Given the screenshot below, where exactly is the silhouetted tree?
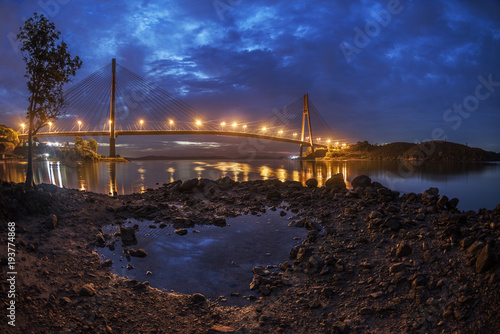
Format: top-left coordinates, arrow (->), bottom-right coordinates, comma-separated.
17,13 -> 82,187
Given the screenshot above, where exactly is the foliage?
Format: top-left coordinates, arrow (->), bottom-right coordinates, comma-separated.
0,125 -> 20,146
17,13 -> 82,186
89,138 -> 98,153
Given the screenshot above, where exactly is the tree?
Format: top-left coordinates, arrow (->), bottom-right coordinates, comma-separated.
74,136 -> 85,149
17,13 -> 82,187
88,138 -> 98,153
0,125 -> 20,146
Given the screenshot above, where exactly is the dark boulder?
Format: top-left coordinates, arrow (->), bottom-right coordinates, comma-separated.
179,178 -> 199,192
351,175 -> 371,190
476,244 -> 497,273
325,173 -> 346,190
305,178 -> 318,188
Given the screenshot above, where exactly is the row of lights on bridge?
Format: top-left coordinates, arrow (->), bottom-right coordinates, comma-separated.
19,120 -> 344,146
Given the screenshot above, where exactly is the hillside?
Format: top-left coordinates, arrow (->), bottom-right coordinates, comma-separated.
326,141 -> 500,161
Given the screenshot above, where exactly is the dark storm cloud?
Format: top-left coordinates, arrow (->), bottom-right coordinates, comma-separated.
1,0 -> 499,155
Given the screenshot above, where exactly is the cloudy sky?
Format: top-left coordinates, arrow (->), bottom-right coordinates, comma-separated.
1,0 -> 499,157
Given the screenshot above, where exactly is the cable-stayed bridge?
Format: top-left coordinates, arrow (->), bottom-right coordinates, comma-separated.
18,59 -> 338,157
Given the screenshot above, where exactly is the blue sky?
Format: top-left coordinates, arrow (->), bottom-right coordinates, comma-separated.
1,0 -> 499,157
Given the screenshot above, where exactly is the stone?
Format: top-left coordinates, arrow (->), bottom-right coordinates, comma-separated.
217,176 -> 235,190
179,178 -> 199,192
103,259 -> 113,267
446,198 -> 459,209
279,210 -> 287,216
325,173 -> 346,189
203,184 -> 220,198
389,263 -> 405,274
174,228 -> 188,236
192,293 -> 206,303
396,243 -> 413,258
119,225 -> 137,245
476,245 -> 497,273
79,283 -> 97,296
467,241 -> 485,255
46,214 -> 57,229
95,233 -> 106,246
129,248 -> 147,258
437,195 -> 449,208
127,264 -> 134,270
252,266 -> 271,276
351,175 -> 371,190
305,178 -> 318,188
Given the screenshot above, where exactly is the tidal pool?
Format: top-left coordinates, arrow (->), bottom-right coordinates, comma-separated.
98,208 -> 306,305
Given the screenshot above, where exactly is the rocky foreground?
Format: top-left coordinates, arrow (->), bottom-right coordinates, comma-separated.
1,174 -> 499,333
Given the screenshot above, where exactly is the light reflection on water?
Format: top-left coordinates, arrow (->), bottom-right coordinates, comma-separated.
0,159 -> 499,211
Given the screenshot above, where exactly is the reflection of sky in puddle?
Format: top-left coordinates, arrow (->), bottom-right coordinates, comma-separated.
98,209 -> 306,305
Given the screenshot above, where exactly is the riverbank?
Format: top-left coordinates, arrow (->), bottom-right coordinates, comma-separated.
1,176 -> 499,333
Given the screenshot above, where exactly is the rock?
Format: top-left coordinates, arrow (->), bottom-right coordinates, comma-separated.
129,248 -> 148,258
423,187 -> 439,197
476,245 -> 497,273
332,321 -> 351,334
396,243 -> 413,258
174,228 -> 188,236
46,214 -> 57,229
467,241 -> 485,255
103,259 -> 113,267
325,173 -> 346,190
217,176 -> 235,190
127,264 -> 134,270
279,210 -> 287,216
305,178 -> 318,188
389,263 -> 405,274
203,184 -> 220,198
119,225 -> 137,245
306,220 -> 322,231
252,266 -> 271,276
79,283 -> 97,296
437,195 -> 449,208
179,178 -> 199,192
95,233 -> 106,246
446,198 -> 459,209
192,293 -> 206,303
351,175 -> 371,190
369,211 -> 383,220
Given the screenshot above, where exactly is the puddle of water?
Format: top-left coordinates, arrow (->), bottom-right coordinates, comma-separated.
98,209 -> 306,305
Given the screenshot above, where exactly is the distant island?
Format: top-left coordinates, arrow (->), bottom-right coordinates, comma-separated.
311,140 -> 500,161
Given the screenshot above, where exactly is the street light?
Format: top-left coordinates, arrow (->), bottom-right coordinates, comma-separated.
278,130 -> 283,136
169,119 -> 174,130
232,122 -> 237,131
293,133 -> 298,137
220,122 -> 226,131
78,120 -> 82,131
242,125 -> 247,132
196,120 -> 201,130
21,123 -> 25,134
108,120 -> 112,131
262,127 -> 267,132
48,122 -> 52,132
140,119 -> 144,130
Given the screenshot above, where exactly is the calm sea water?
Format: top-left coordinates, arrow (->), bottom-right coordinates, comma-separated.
1,159 -> 499,211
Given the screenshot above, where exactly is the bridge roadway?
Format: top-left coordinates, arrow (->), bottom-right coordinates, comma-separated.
18,130 -> 328,148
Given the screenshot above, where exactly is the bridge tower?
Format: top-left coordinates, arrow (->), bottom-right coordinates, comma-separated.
109,58 -> 116,157
300,94 -> 314,157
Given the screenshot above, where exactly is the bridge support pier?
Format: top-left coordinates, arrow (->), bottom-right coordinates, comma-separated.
109,58 -> 116,157
300,94 -> 314,157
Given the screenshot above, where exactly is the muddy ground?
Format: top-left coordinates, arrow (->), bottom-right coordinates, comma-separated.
1,175 -> 499,333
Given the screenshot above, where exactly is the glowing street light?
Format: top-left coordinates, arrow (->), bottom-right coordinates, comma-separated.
77,120 -> 82,131
327,139 -> 331,144
108,120 -> 112,131
278,130 -> 284,136
242,124 -> 247,132
196,120 -> 201,130
293,133 -> 298,137
220,122 -> 226,131
139,119 -> 144,130
232,122 -> 237,131
262,127 -> 267,132
48,122 -> 52,132
169,119 -> 174,130
21,123 -> 25,134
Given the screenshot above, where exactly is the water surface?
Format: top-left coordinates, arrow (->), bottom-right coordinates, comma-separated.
1,159 -> 499,211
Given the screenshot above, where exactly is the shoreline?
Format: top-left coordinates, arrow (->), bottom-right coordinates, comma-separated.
0,176 -> 499,333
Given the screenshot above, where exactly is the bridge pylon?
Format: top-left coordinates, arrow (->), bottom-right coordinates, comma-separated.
300,94 -> 314,157
109,58 -> 116,157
